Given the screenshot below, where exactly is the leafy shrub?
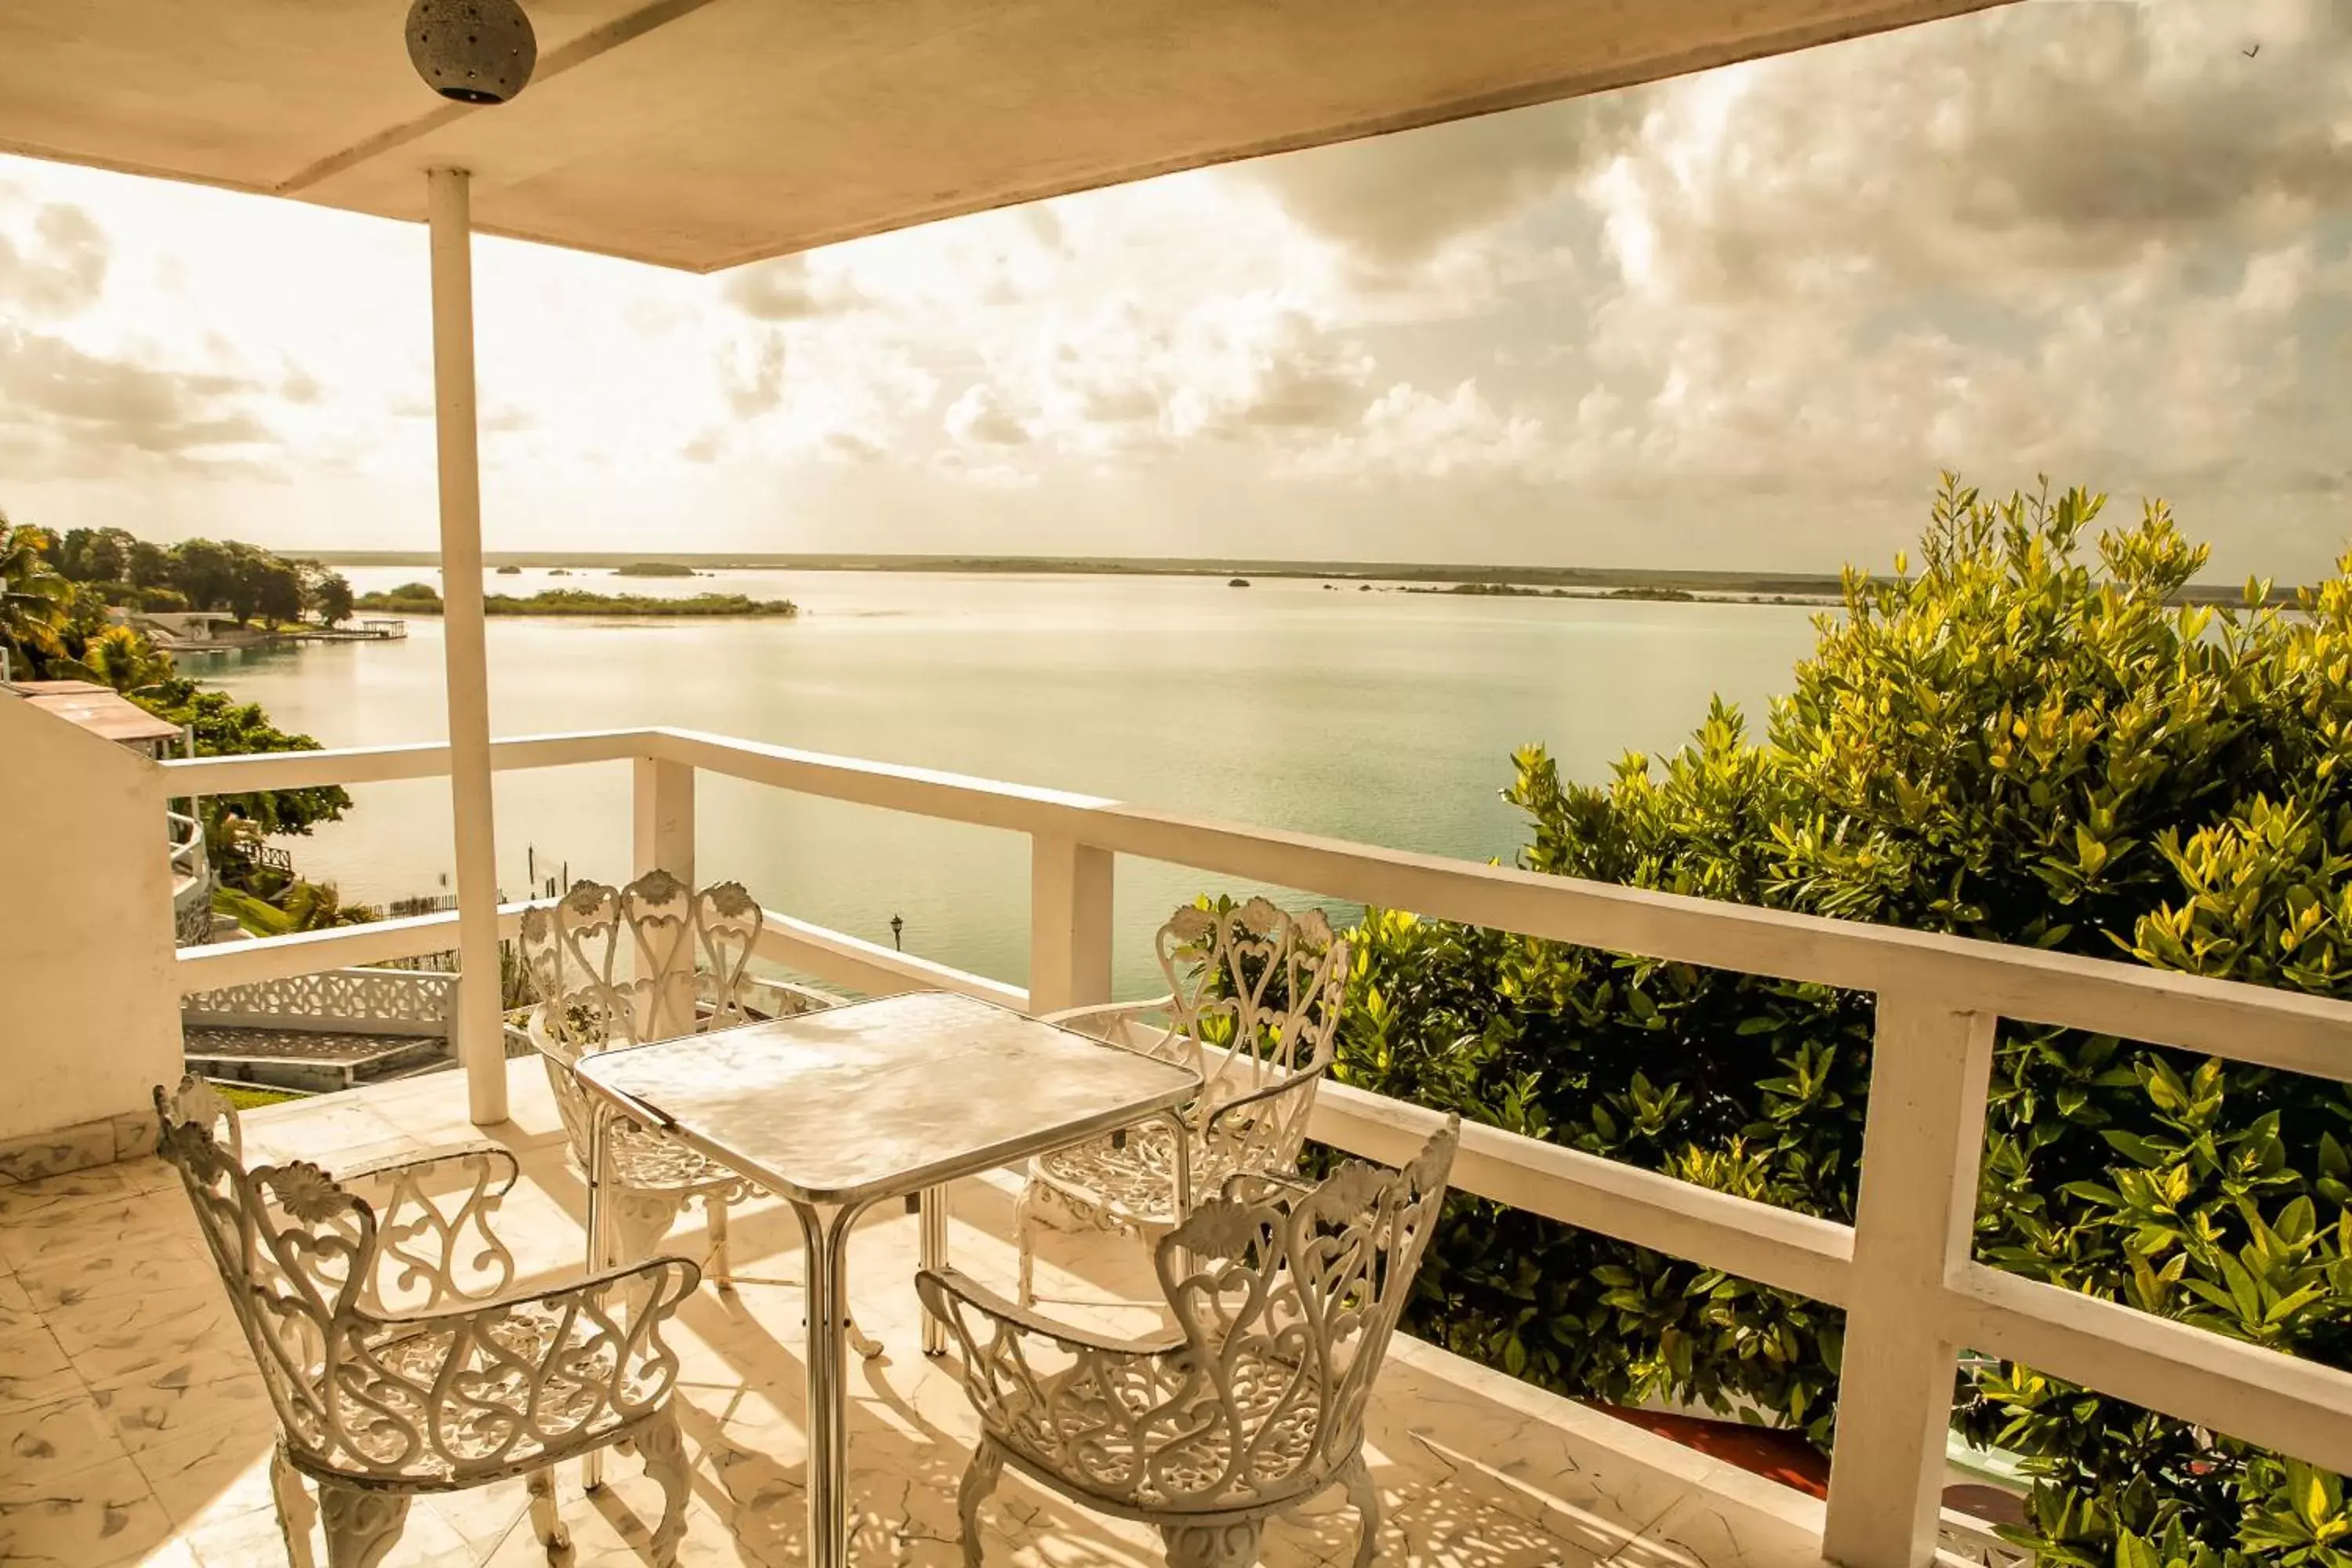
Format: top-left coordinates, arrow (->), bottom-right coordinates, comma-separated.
1334,476 -> 2352,1559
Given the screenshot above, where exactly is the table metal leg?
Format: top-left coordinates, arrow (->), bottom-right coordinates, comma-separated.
1165,1112 -> 1193,1218
795,1199 -> 867,1568
583,1102 -> 612,1490
1165,1109 -> 1196,1284
919,1185 -> 949,1356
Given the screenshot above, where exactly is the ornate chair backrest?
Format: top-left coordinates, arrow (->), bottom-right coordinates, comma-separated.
1155,897 -> 1349,1147
519,872 -> 767,1158
1155,1116 -> 1457,1495
521,872 -> 766,1051
154,1081 -> 377,1474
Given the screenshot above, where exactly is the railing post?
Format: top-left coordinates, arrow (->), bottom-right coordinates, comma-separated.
633,757 -> 695,886
426,165 -> 506,1127
1822,991 -> 1998,1568
1029,832 -> 1112,1014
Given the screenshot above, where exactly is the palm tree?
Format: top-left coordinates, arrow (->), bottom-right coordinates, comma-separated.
278,878 -> 382,931
0,513 -> 72,676
65,624 -> 176,693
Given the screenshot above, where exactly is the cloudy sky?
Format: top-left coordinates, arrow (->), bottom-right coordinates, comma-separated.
1,0 -> 2345,579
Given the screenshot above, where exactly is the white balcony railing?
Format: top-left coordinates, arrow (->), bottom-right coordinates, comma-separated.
162,724 -> 2352,1568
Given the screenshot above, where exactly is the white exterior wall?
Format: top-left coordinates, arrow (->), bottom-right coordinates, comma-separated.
0,695 -> 182,1175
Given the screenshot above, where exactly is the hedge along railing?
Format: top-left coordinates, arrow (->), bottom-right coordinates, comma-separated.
162,725 -> 2352,1568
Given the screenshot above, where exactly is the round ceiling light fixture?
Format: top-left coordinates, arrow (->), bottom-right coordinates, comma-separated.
405,0 -> 538,105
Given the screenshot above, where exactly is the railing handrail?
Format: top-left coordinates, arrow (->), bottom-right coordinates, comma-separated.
163,725 -> 2352,1079
165,807 -> 203,870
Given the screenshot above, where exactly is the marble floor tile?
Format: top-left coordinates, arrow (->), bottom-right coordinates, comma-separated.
89,1352 -> 274,1453
0,1453 -> 175,1568
174,1494 -> 302,1568
129,1420 -> 278,1525
1606,1491 -> 1829,1568
0,1163 -> 146,1222
0,1270 -> 37,1334
0,1394 -> 132,1502
236,1101 -> 412,1166
12,1236 -> 214,1314
0,1189 -> 202,1272
112,1155 -> 187,1196
45,1283 -> 237,1384
0,1326 -> 82,1414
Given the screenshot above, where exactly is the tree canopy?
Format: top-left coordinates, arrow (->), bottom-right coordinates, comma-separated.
1338,476 -> 2352,1563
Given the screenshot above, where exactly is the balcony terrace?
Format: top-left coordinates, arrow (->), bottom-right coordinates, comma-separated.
0,1059 -> 1836,1568
7,717 -> 2350,1567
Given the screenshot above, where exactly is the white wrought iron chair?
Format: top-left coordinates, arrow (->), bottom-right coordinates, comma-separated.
1018,897 -> 1349,1305
923,1116 -> 1459,1568
518,870 -> 843,1287
155,1076 -> 698,1568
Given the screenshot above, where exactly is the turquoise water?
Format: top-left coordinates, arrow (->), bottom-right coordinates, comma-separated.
197,569 -> 1823,994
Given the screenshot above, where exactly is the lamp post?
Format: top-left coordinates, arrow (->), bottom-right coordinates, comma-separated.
889,913 -> 905,951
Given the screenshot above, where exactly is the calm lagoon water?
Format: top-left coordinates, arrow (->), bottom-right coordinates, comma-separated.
197,569 -> 1823,994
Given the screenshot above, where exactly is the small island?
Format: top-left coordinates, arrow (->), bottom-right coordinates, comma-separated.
355,583 -> 797,618
1229,577 -> 1251,588
495,564 -> 522,575
614,561 -> 699,578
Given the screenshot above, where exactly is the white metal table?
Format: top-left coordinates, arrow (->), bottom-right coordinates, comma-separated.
573,989 -> 1202,1568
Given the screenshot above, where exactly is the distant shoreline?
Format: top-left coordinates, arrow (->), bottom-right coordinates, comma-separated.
354,586 -> 798,619
311,549 -> 1854,597
312,551 -> 2294,608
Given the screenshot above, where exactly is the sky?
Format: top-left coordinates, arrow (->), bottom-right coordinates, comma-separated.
0,0 -> 2346,579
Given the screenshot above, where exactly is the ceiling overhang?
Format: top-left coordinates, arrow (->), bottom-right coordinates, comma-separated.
1,1 -> 2010,272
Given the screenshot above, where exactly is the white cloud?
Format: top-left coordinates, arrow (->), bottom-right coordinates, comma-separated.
1291,379 -> 1547,481
1,0 -> 2347,573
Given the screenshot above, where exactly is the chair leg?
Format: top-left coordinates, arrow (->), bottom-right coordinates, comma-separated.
613,1189 -> 684,1264
527,1465 -> 570,1553
269,1446 -> 318,1568
317,1482 -> 409,1568
634,1404 -> 691,1566
614,1189 -> 685,1316
957,1440 -> 1005,1568
1159,1519 -> 1263,1568
1338,1453 -> 1382,1568
706,1195 -> 732,1289
1014,1184 -> 1037,1308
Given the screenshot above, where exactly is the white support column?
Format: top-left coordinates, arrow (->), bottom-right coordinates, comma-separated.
426,166 -> 506,1126
632,757 -> 695,886
1821,991 -> 1998,1568
1028,832 -> 1112,1014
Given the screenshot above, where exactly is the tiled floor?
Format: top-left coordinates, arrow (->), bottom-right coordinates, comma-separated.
0,1063 -> 1831,1566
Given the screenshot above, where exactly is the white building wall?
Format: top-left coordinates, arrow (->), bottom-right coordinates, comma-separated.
0,694 -> 182,1177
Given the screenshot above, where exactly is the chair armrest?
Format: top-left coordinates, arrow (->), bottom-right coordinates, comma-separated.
916,1266 -> 1181,1359
744,976 -> 848,1017
1202,1065 -> 1324,1138
1040,996 -> 1177,1042
1217,1171 -> 1316,1206
339,1141 -> 520,1192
